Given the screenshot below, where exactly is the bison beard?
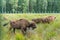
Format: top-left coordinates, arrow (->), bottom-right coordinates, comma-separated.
32,16 -> 56,24
9,19 -> 36,34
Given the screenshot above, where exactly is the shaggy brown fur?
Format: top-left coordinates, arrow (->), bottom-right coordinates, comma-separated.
43,16 -> 56,23
32,16 -> 56,24
9,19 -> 36,34
32,18 -> 42,23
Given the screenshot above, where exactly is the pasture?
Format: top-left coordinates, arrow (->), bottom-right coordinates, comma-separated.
1,13 -> 60,40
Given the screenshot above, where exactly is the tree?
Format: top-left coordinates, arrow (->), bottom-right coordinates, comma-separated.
36,0 -> 43,13
0,0 -> 2,13
29,0 -> 34,13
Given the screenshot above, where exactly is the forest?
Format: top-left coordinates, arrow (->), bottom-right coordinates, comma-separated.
0,0 -> 60,13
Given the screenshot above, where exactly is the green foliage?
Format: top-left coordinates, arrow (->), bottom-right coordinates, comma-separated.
1,14 -> 60,40
0,14 -> 4,40
0,0 -> 60,13
15,33 -> 25,40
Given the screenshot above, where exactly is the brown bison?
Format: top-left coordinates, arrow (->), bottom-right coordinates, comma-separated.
32,18 -> 42,23
32,16 -> 56,24
4,19 -> 36,34
42,16 -> 56,23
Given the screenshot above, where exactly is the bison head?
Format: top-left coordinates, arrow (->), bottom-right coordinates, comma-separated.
28,21 -> 36,30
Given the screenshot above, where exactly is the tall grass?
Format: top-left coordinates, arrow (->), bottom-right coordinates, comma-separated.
1,14 -> 60,40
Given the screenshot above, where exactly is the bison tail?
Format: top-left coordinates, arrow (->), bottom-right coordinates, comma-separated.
3,22 -> 9,26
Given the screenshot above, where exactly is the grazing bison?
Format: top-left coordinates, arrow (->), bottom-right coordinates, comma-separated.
32,18 -> 42,23
4,19 -> 36,34
32,16 -> 56,24
42,16 -> 56,23
46,16 -> 56,22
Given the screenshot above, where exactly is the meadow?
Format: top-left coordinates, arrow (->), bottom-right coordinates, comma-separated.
1,13 -> 60,40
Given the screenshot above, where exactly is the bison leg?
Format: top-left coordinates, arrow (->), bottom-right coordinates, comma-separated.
13,28 -> 15,33
9,27 -> 12,31
21,28 -> 26,35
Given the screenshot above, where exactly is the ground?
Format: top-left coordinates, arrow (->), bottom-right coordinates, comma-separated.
0,13 -> 60,40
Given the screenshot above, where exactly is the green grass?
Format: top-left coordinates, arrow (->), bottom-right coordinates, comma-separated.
1,13 -> 60,40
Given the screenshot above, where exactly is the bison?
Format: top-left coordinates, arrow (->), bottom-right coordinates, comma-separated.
32,18 -> 42,23
32,16 -> 56,24
42,16 -> 56,23
4,19 -> 36,34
